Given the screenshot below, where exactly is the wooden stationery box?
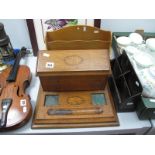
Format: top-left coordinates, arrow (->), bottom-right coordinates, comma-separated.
37,49 -> 111,91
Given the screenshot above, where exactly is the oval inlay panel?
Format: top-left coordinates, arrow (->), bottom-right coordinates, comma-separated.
67,96 -> 84,106
64,55 -> 83,65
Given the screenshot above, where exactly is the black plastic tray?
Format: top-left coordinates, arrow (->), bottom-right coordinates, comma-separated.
109,51 -> 143,112
110,32 -> 155,112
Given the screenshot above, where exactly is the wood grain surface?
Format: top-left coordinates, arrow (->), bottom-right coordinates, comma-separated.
45,25 -> 111,50
32,83 -> 119,128
37,49 -> 111,91
0,66 -> 32,130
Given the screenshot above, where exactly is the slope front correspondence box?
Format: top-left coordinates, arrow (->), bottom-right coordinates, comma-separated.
37,49 -> 112,91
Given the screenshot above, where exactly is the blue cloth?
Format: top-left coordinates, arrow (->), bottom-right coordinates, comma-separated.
2,48 -> 20,65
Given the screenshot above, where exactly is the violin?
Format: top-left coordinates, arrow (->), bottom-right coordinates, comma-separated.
0,47 -> 32,131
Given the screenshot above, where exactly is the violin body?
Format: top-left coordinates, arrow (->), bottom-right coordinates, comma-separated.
0,65 -> 32,130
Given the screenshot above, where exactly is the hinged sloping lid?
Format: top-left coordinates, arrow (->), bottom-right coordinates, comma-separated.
37,49 -> 111,76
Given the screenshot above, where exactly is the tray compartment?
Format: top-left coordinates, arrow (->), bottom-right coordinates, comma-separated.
108,76 -> 136,112
124,71 -> 142,96
115,76 -> 131,103
117,52 -> 132,74
110,59 -> 122,79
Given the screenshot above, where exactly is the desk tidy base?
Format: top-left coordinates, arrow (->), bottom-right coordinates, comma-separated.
32,84 -> 119,128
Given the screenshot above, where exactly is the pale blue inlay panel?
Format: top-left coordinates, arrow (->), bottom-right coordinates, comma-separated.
45,95 -> 59,106
92,93 -> 106,105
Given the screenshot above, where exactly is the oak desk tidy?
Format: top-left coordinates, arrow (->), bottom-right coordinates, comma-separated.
32,25 -> 119,128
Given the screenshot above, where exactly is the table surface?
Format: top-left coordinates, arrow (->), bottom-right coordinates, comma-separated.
0,56 -> 152,134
